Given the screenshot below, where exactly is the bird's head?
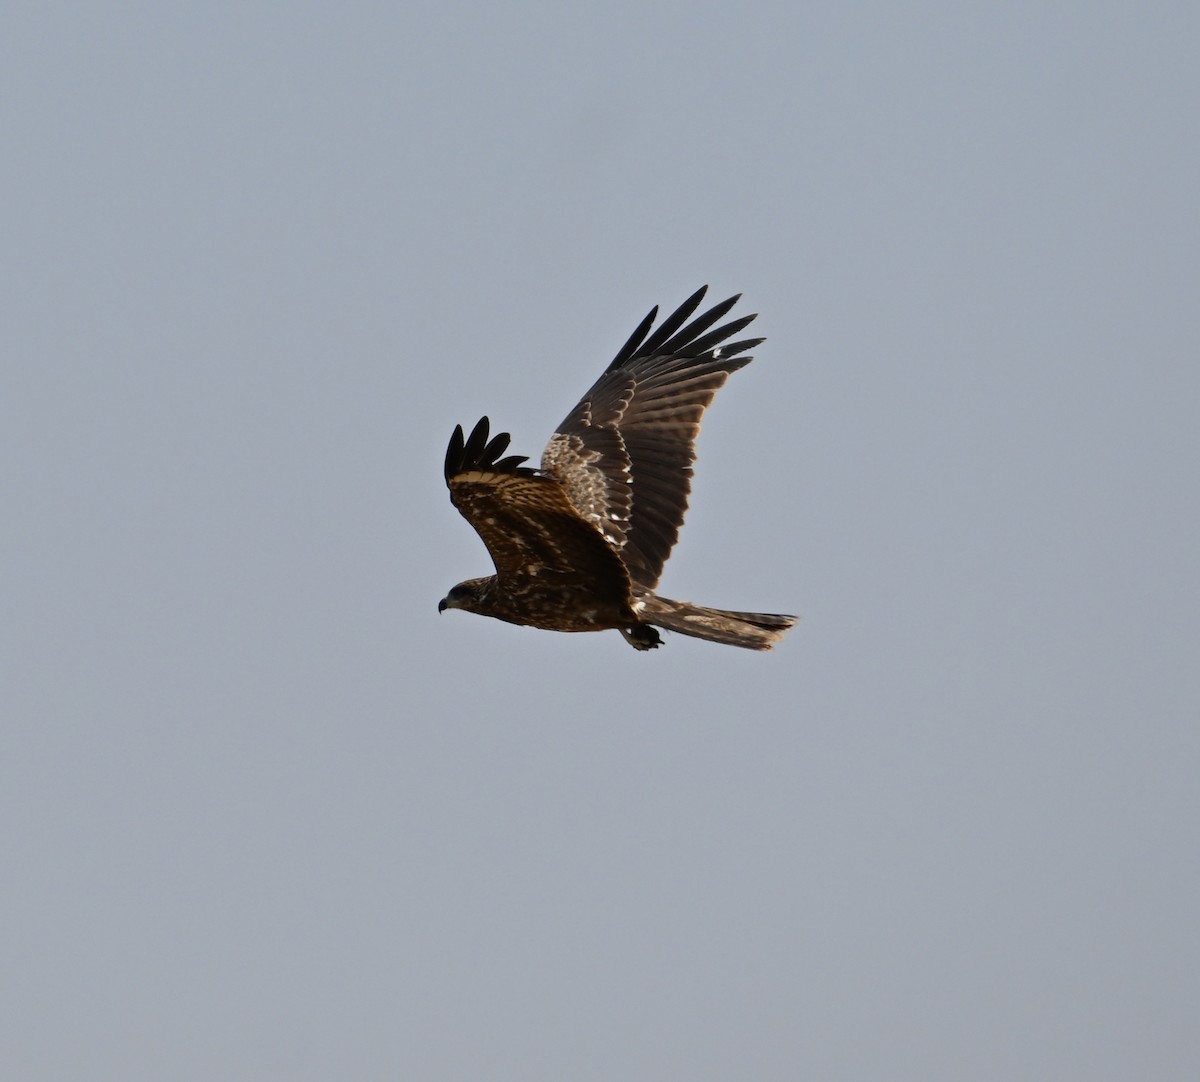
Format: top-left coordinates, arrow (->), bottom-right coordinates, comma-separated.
438,578 -> 489,614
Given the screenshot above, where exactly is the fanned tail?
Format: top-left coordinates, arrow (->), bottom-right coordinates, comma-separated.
640,595 -> 797,651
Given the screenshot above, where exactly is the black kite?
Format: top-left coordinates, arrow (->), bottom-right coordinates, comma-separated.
439,287 -> 797,650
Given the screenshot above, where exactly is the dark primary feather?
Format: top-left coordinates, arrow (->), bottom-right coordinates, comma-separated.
543,286 -> 764,590
605,286 -> 761,372
444,416 -> 534,483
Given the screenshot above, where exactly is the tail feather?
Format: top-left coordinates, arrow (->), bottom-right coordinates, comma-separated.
640,595 -> 797,651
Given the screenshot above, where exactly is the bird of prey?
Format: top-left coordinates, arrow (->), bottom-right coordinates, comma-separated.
439,286 -> 797,651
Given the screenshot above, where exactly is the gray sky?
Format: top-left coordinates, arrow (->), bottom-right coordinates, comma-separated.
3,3 -> 1198,1079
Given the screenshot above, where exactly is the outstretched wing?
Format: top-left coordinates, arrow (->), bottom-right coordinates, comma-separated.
445,417 -> 632,587
541,286 -> 764,590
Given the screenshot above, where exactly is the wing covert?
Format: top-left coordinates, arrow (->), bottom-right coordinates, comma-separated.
446,417 -> 631,586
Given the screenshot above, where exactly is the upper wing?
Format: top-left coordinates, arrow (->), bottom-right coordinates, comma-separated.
445,417 -> 632,587
542,286 -> 764,590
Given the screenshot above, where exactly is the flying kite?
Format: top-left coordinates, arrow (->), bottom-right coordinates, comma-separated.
439,287 -> 797,650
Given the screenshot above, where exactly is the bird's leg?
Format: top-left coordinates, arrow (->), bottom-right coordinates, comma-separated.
620,624 -> 663,651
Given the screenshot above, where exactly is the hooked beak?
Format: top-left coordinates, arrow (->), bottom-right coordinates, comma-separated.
437,597 -> 448,613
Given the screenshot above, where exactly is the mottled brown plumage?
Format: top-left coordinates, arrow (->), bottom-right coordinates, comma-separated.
439,287 -> 797,651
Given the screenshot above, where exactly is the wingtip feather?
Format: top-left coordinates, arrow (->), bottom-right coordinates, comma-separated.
445,415 -> 536,483
604,287 -> 763,372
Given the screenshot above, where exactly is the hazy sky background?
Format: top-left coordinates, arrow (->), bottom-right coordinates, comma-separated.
3,3 -> 1198,1079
